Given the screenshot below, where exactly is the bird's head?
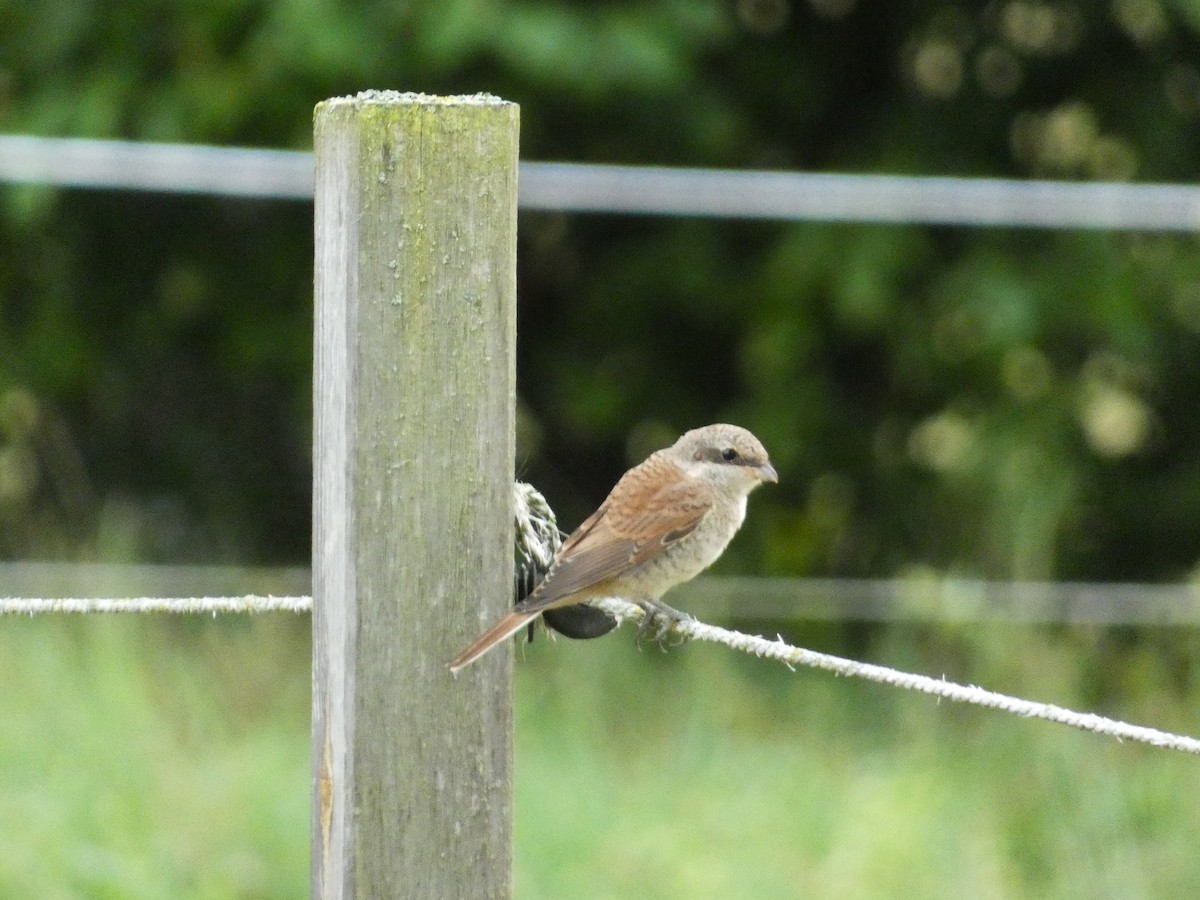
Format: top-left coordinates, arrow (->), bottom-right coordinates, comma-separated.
674,423 -> 778,493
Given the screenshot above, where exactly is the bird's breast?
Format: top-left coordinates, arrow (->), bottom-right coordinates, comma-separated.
621,496 -> 748,600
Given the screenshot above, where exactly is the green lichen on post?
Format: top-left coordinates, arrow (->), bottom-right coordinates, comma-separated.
312,92 -> 518,899
316,92 -> 518,317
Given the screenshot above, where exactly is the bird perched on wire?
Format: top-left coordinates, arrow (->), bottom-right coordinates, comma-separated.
450,423 -> 777,673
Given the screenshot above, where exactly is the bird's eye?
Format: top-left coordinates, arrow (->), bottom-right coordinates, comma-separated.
721,447 -> 739,462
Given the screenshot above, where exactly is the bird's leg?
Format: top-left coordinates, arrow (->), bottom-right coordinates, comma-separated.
635,599 -> 694,649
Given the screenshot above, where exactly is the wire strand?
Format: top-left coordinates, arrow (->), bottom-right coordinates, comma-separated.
0,596 -> 312,614
590,596 -> 1200,756
3,135 -> 1199,230
3,591 -> 1197,754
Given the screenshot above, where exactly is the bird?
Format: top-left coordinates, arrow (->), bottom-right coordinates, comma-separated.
449,424 -> 778,673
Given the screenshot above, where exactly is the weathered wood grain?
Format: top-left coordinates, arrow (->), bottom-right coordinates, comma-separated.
312,91 -> 517,899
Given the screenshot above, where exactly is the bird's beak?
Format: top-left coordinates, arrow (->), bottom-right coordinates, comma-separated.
758,462 -> 779,484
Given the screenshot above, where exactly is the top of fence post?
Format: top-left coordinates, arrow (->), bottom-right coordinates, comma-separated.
311,91 -> 517,899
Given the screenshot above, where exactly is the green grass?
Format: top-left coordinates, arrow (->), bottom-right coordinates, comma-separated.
1,614 -> 1197,898
515,628 -> 1200,899
0,616 -> 310,900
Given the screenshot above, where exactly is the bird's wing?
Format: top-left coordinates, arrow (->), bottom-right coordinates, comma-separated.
515,452 -> 713,614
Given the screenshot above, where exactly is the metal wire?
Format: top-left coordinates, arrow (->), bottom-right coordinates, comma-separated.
2,135 -> 1199,230
592,597 -> 1200,756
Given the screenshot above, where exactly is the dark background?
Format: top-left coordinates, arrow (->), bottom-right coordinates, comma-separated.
3,1 -> 1200,586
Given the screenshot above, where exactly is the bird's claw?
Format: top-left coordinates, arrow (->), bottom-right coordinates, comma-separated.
635,601 -> 694,651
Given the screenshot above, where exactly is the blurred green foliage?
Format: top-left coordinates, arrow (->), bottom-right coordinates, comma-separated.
3,1 -> 1200,584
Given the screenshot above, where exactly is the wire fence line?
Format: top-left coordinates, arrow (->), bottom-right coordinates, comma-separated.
3,482 -> 1197,754
0,595 -> 311,615
588,597 -> 1200,756
2,134 -> 1199,230
4,563 -> 1200,625
519,162 -> 1200,231
0,135 -> 313,199
2,588 -> 1196,755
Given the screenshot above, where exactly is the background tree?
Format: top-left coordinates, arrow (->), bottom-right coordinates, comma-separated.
1,0 -> 1198,586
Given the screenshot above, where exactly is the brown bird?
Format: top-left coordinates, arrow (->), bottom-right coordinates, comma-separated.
449,424 -> 777,673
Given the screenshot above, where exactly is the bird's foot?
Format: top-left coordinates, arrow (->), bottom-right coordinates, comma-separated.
635,600 -> 694,650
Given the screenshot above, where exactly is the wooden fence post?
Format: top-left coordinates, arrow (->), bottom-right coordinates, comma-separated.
312,91 -> 517,899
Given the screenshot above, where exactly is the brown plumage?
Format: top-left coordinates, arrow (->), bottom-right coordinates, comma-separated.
449,424 -> 777,673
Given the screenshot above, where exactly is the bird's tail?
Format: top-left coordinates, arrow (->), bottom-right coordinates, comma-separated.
449,609 -> 541,674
